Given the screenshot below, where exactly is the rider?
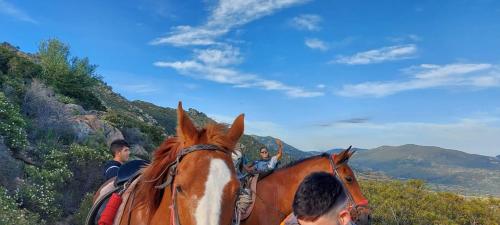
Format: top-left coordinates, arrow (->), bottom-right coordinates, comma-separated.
245,138 -> 283,174
103,139 -> 130,180
282,172 -> 357,225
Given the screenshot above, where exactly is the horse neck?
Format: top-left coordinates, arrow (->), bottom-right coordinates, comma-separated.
256,156 -> 332,213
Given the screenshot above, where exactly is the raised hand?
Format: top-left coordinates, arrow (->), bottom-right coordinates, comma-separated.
275,139 -> 283,160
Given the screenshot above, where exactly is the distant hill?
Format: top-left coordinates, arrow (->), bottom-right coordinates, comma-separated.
350,144 -> 500,195
250,135 -> 313,159
250,136 -> 500,196
326,147 -> 368,154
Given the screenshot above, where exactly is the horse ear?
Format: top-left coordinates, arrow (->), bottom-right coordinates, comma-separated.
334,146 -> 353,164
176,101 -> 198,142
346,146 -> 356,158
227,114 -> 245,145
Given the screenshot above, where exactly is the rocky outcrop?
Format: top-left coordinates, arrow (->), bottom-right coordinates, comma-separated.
0,136 -> 23,191
72,115 -> 124,146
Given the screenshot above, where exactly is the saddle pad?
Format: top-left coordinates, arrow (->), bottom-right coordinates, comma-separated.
113,176 -> 140,225
240,174 -> 259,220
86,179 -> 120,225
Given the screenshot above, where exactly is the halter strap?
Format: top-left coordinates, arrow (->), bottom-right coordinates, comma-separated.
155,144 -> 231,225
328,153 -> 368,208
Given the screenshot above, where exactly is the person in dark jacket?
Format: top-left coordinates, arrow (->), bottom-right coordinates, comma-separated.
103,139 -> 130,181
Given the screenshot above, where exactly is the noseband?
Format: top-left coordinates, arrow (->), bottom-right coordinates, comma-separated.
148,144 -> 232,225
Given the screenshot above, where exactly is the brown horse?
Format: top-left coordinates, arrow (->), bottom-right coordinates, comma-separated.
241,148 -> 372,225
100,102 -> 245,225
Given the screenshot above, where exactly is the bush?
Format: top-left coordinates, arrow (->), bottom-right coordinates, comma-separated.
0,186 -> 43,225
360,179 -> 500,225
20,146 -> 73,221
103,110 -> 165,151
38,39 -> 104,111
0,92 -> 28,153
61,144 -> 108,215
71,193 -> 94,225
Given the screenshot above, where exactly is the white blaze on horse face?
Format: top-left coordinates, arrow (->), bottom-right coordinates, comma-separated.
195,158 -> 231,225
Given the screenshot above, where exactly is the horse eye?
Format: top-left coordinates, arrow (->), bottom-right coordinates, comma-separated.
345,176 -> 353,183
176,186 -> 184,194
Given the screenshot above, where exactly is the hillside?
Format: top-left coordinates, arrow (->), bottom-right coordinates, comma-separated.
249,136 -> 500,196
0,40 -> 268,224
1,40 -> 499,224
351,144 -> 500,196
249,135 -> 313,164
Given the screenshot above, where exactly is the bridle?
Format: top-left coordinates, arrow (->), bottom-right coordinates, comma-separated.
147,144 -> 233,225
328,151 -> 371,224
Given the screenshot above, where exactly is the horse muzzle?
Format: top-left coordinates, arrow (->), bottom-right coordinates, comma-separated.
350,205 -> 372,225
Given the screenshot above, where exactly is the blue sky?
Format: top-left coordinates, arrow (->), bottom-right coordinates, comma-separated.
1,0 -> 500,156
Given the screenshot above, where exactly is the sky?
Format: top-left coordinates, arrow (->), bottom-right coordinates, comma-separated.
1,0 -> 500,156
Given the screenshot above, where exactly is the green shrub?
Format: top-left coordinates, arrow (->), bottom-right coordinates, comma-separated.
0,186 -> 43,225
360,179 -> 500,225
104,110 -> 165,149
38,39 -> 104,111
0,92 -> 28,153
20,146 -> 72,221
71,193 -> 94,225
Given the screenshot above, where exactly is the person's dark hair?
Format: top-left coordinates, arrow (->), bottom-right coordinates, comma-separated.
259,147 -> 267,152
292,172 -> 346,221
110,139 -> 130,156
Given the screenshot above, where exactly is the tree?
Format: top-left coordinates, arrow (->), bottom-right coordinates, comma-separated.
37,39 -> 104,110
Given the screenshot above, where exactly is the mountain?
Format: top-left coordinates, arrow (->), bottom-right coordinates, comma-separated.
350,144 -> 500,195
250,135 -> 500,196
250,135 -> 314,160
326,147 -> 368,155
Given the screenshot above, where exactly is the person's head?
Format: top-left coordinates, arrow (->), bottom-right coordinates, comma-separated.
110,139 -> 130,163
293,172 -> 354,225
259,147 -> 269,160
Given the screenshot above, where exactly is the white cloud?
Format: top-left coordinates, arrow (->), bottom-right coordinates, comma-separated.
0,0 -> 37,23
387,34 -> 422,43
316,84 -> 326,89
151,0 -> 322,98
338,63 -> 500,97
305,38 -> 328,51
151,0 -> 310,46
290,14 -> 321,31
332,44 -> 417,65
155,59 -> 324,98
194,45 -> 243,66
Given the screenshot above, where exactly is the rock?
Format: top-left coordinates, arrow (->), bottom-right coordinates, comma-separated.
72,115 -> 124,146
130,144 -> 148,158
0,136 -> 24,191
64,104 -> 85,115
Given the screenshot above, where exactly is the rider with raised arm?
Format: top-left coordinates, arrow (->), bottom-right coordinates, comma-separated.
245,138 -> 283,174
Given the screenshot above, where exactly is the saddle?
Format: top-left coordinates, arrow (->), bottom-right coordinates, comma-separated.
237,168 -> 276,221
86,159 -> 148,225
237,174 -> 259,221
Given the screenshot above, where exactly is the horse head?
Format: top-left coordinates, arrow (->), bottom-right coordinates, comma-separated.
137,102 -> 244,225
332,147 -> 372,225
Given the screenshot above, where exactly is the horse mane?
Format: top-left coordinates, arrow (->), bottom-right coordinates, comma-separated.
277,150 -> 352,171
135,122 -> 235,221
280,153 -> 330,170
